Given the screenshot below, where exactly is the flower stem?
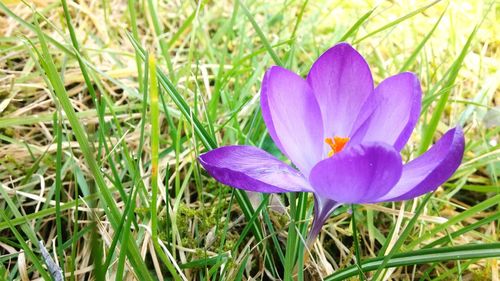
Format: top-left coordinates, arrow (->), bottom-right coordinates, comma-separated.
306,199 -> 341,247
302,198 -> 342,268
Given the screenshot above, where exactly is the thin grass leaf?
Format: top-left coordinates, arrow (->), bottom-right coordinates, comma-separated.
408,193 -> 500,249
0,211 -> 51,280
354,0 -> 440,44
325,243 -> 500,281
149,54 -> 184,281
351,205 -> 366,281
424,211 -> 500,249
371,193 -> 433,280
0,185 -> 41,252
127,33 -> 278,275
284,192 -> 298,281
419,26 -> 478,154
127,0 -> 143,92
146,0 -> 175,79
31,15 -> 154,281
237,0 -> 284,66
338,7 -> 375,42
399,6 -> 447,72
53,112 -> 64,277
0,191 -> 99,231
294,192 -> 310,281
69,174 -> 79,281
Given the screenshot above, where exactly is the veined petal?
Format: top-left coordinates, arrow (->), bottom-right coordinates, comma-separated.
261,66 -> 324,176
350,72 -> 422,150
375,127 -> 465,202
309,143 -> 402,204
306,43 -> 374,138
199,145 -> 311,193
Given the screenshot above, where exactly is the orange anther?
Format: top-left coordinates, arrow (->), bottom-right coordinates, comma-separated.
325,136 -> 349,157
333,136 -> 349,152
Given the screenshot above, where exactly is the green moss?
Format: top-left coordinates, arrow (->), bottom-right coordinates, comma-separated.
3,127 -> 14,137
134,207 -> 149,215
470,266 -> 492,280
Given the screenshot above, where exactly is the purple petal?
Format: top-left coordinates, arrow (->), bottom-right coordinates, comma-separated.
309,143 -> 402,204
261,66 -> 324,176
199,145 -> 311,193
375,127 -> 465,202
306,43 -> 374,138
350,72 -> 422,151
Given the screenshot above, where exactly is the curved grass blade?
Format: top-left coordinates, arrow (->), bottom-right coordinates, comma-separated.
338,7 -> 375,42
325,243 -> 500,281
354,0 -> 440,44
423,211 -> 500,249
399,5 -> 446,72
0,211 -> 52,280
408,194 -> 500,249
371,193 -> 433,280
237,0 -> 284,66
418,25 -> 478,153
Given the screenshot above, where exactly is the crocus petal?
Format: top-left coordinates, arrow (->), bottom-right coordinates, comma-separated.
306,43 -> 374,138
199,145 -> 311,193
261,66 -> 324,176
350,72 -> 422,150
375,127 -> 465,202
309,143 -> 402,204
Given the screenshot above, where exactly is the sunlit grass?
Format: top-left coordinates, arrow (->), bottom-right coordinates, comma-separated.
0,0 -> 498,280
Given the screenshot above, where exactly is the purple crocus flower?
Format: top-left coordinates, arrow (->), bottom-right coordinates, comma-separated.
199,43 -> 465,244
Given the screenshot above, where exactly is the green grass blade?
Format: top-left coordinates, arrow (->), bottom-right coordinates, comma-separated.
284,193 -> 298,281
418,26 -> 478,153
371,193 -> 433,280
325,243 -> 500,281
127,0 -> 143,92
354,0 -> 440,44
145,0 -> 175,79
0,192 -> 99,231
408,194 -> 500,249
149,54 -> 183,281
294,192 -> 309,281
0,211 -> 51,280
129,28 -> 278,278
237,0 -> 284,66
53,112 -> 64,277
0,185 -> 41,253
424,211 -> 500,249
31,14 -> 154,281
399,6 -> 446,72
231,195 -> 270,252
128,33 -> 217,150
149,53 -> 160,252
351,205 -> 366,281
338,7 -> 375,42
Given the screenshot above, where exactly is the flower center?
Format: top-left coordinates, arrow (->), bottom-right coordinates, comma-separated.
325,136 -> 349,157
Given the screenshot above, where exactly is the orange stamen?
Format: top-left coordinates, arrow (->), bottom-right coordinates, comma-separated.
325,136 -> 349,157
